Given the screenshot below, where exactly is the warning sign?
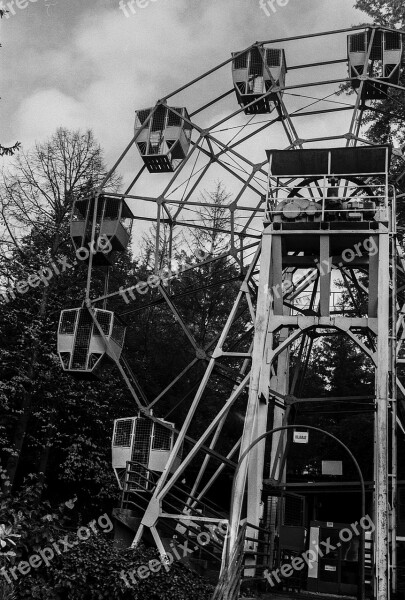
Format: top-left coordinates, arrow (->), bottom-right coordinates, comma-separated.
293,430 -> 309,444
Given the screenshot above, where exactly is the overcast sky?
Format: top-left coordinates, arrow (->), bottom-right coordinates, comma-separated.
0,0 -> 374,249
1,0 -> 369,160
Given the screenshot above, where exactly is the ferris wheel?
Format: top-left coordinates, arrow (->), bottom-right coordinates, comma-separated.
57,25 -> 405,600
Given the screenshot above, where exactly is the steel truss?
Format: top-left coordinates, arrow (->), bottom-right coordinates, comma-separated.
78,25 -> 405,600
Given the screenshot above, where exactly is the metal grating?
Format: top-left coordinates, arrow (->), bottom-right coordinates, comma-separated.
151,105 -> 167,132
59,310 -> 77,335
103,197 -> 120,220
132,419 -> 153,463
152,423 -> 172,451
71,309 -> 93,369
249,47 -> 264,76
370,31 -> 383,60
385,31 -> 401,51
94,310 -> 112,336
136,109 -> 151,127
233,51 -> 248,70
131,418 -> 153,488
283,493 -> 305,527
167,108 -> 182,127
71,347 -> 88,370
266,48 -> 281,68
350,32 -> 366,52
113,419 -> 133,447
111,320 -> 125,347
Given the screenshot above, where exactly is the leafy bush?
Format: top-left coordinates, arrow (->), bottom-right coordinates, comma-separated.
14,535 -> 214,600
0,473 -> 68,600
0,472 -> 213,600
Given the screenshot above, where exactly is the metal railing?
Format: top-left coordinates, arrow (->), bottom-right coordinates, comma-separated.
265,179 -> 391,223
121,461 -> 227,563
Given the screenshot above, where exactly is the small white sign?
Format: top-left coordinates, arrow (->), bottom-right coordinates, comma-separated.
324,565 -> 337,572
322,460 -> 343,476
293,430 -> 309,444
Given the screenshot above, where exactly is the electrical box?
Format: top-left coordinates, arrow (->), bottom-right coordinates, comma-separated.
307,521 -> 360,596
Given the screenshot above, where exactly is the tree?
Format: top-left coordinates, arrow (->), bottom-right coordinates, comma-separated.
354,1 -> 405,28
0,128 -> 122,492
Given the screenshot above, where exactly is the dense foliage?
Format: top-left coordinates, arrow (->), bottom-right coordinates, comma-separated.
0,473 -> 213,600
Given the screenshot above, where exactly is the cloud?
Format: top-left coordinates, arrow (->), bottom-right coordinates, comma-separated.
1,0 -> 370,252
6,0 -> 367,165
15,89 -> 87,147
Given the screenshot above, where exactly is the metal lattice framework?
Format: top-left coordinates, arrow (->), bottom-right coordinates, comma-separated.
62,25 -> 405,600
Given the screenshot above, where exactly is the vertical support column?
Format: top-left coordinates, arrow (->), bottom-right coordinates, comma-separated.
375,230 -> 390,600
266,324 -> 290,568
319,235 -> 331,317
245,236 -> 288,577
391,222 -> 398,596
244,376 -> 270,577
227,228 -> 273,566
272,235 -> 283,316
369,236 -> 379,318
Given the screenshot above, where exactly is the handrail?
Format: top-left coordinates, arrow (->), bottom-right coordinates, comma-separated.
124,460 -> 226,517
265,181 -> 394,222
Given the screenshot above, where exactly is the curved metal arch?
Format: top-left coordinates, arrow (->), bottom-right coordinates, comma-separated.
226,424 -> 366,600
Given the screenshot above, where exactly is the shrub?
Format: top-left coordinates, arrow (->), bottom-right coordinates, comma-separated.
14,535 -> 214,600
